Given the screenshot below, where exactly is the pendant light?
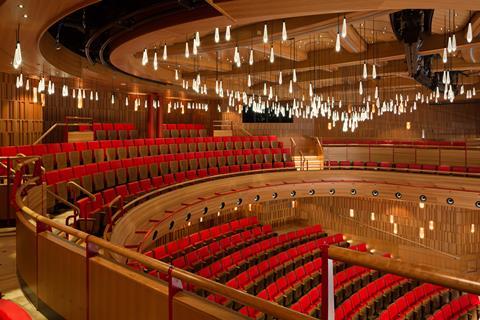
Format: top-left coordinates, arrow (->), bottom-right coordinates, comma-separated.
269,46 -> 275,63
25,79 -> 29,91
362,62 -> 368,79
95,91 -> 99,101
193,40 -> 198,55
153,51 -> 158,70
372,64 -> 377,79
125,96 -> 129,106
13,25 -> 22,70
309,82 -> 313,97
278,71 -> 283,85
263,24 -> 268,44
282,21 -> 287,41
447,36 -> 453,53
442,48 -> 448,63
185,42 -> 190,58
142,48 -> 148,66
82,88 -> 85,99
289,80 -> 293,93
247,74 -> 252,87
89,90 -> 93,101
249,48 -> 254,65
175,69 -> 179,80
214,27 -> 220,43
374,86 -> 379,99
467,21 -> 473,43
163,43 -> 167,61
292,68 -> 297,83
72,88 -> 76,98
359,81 -> 363,95
195,31 -> 200,47
335,33 -> 341,52
452,34 -> 457,52
341,16 -> 347,38
225,25 -> 231,41
111,93 -> 115,105
263,82 -> 267,96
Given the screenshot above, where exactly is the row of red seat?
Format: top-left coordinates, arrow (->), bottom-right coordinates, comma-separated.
145,217 -> 260,261
335,274 -> 409,319
429,294 -> 480,319
242,244 -> 370,318
0,136 -> 280,157
379,283 -> 448,320
171,226 -> 273,272
325,160 -> 480,175
196,226 -> 326,284
322,139 -> 466,147
79,123 -> 136,132
161,124 -> 205,130
160,124 -> 207,138
209,233 -> 345,306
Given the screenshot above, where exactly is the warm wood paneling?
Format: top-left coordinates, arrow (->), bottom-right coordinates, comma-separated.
0,73 -> 42,146
37,232 -> 86,320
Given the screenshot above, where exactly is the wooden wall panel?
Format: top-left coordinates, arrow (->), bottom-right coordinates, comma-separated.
315,103 -> 480,140
416,149 -> 440,165
370,147 -> 394,162
393,148 -> 416,163
16,212 -> 37,303
0,73 -> 42,146
37,233 -> 86,320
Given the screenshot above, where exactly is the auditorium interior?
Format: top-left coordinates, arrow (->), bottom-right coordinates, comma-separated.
1,0 -> 480,319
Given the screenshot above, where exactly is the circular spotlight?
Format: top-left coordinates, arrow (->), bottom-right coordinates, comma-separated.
290,191 -> 296,197
254,195 -> 260,202
308,189 -> 315,195
272,192 -> 278,199
169,221 -> 175,230
219,202 -> 225,209
185,212 -> 192,221
476,201 -> 480,208
329,189 -> 336,195
395,192 -> 402,199
372,190 -> 379,196
236,198 -> 243,205
350,189 -> 357,195
203,207 -> 208,215
446,198 -> 454,205
419,195 -> 427,202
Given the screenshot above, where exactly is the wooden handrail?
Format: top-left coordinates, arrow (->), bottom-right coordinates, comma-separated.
67,181 -> 96,201
14,165 -> 314,320
33,122 -> 94,145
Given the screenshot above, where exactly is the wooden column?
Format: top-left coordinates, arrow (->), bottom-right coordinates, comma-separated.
147,94 -> 155,138
157,95 -> 164,138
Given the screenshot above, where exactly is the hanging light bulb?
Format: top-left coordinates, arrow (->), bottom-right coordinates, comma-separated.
375,86 -> 379,99
214,27 -> 220,43
292,68 -> 297,83
289,80 -> 293,94
153,51 -> 158,70
185,42 -> 190,58
446,71 -> 451,85
263,82 -> 267,96
467,22 -> 473,43
89,90 -> 93,101
72,88 -> 76,98
247,74 -> 252,87
452,34 -> 457,52
13,41 -> 22,70
335,33 -> 341,52
278,71 -> 283,85
363,62 -> 368,79
372,64 -> 377,79
442,71 -> 447,84
125,96 -> 129,106
263,24 -> 268,44
447,36 -> 453,53
249,48 -> 254,65
359,81 -> 363,95
460,84 -> 465,95
82,88 -> 85,99
282,21 -> 288,41
225,25 -> 231,41
142,48 -> 148,66
25,79 -> 30,91
341,16 -> 347,38
442,47 -> 448,63
195,31 -> 200,47
163,43 -> 167,61
175,69 -> 179,80
95,91 -> 99,101
309,82 -> 313,97
193,41 -> 198,55
111,93 -> 115,105
269,46 -> 275,63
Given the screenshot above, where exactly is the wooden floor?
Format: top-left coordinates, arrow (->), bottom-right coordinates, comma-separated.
0,229 -> 46,320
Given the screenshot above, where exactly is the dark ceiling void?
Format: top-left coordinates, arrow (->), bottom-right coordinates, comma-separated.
48,0 -> 219,84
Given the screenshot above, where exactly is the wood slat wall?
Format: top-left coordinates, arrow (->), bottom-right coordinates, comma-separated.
0,73 -> 42,146
314,103 -> 480,140
252,197 -> 480,273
